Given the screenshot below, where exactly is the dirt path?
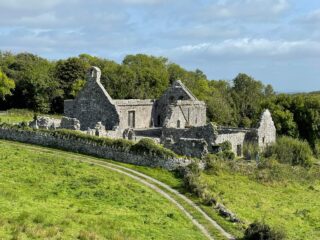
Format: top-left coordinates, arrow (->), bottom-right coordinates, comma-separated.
0,140 -> 235,240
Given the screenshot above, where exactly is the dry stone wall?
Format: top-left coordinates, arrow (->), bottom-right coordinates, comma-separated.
0,127 -> 192,170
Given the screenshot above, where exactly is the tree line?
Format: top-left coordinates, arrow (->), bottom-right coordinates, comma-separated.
0,51 -> 319,151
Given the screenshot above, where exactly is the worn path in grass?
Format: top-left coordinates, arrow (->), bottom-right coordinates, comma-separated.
0,140 -> 235,240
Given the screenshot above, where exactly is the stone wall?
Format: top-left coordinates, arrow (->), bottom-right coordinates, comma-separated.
256,109 -> 276,148
114,99 -> 155,129
64,67 -> 120,130
155,80 -> 206,128
64,69 -> 207,132
215,129 -> 248,156
163,101 -> 206,128
29,116 -> 61,129
162,123 -> 217,146
0,127 -> 192,170
161,123 -> 218,156
60,116 -> 80,130
163,137 -> 208,158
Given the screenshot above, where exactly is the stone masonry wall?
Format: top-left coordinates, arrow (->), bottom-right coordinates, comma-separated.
0,127 -> 192,170
163,101 -> 206,128
64,67 -> 120,130
114,99 -> 155,129
161,123 -> 218,154
163,137 -> 208,158
155,80 -> 206,128
215,131 -> 247,156
257,109 -> 276,148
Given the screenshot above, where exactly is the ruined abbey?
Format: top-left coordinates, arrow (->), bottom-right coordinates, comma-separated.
21,65 -> 277,158
58,66 -> 276,158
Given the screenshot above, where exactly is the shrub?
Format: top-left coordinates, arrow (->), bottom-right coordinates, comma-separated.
313,140 -> 320,159
219,141 -> 232,151
182,162 -> 206,197
204,154 -> 222,172
130,138 -> 176,158
219,150 -> 235,160
212,141 -> 235,160
243,143 -> 260,160
244,221 -> 285,240
264,136 -> 314,167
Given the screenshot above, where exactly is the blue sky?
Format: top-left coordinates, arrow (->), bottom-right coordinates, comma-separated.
0,0 -> 319,92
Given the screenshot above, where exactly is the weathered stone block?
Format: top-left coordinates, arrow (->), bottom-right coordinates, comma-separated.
60,117 -> 80,130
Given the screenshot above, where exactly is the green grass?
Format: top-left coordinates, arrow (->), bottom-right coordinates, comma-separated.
0,141 -> 207,240
201,161 -> 320,239
4,108 -> 319,239
0,109 -> 61,124
126,156 -> 320,239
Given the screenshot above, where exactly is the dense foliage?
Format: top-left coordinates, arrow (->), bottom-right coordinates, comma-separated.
0,69 -> 15,100
264,136 -> 314,167
0,51 -> 319,150
243,221 -> 285,240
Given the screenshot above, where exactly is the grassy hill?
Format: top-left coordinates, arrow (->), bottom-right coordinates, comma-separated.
0,141 -> 207,240
200,160 -> 320,239
1,109 -> 320,239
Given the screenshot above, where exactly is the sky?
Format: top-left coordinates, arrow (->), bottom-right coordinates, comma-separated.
0,0 -> 319,92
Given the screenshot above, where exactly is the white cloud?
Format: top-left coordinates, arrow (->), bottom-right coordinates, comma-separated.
201,0 -> 290,21
0,0 -> 64,11
120,0 -> 168,4
173,38 -> 320,58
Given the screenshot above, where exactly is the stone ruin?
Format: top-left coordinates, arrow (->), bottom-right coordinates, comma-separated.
30,66 -> 277,158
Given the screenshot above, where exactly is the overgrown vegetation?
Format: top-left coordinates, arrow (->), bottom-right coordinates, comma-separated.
130,138 -> 176,158
265,136 -> 314,167
243,221 -> 285,240
0,141 -> 206,240
217,141 -> 235,160
243,143 -> 260,161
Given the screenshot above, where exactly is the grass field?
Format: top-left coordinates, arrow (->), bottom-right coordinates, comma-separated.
1,109 -> 320,239
0,109 -> 61,124
122,159 -> 320,239
0,141 -> 207,240
201,161 -> 320,239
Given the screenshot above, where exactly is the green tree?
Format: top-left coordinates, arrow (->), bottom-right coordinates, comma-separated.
291,95 -> 320,147
70,79 -> 86,97
262,95 -> 298,137
54,57 -> 89,98
0,69 -> 15,100
3,53 -> 59,112
232,73 -> 265,127
122,54 -> 169,98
